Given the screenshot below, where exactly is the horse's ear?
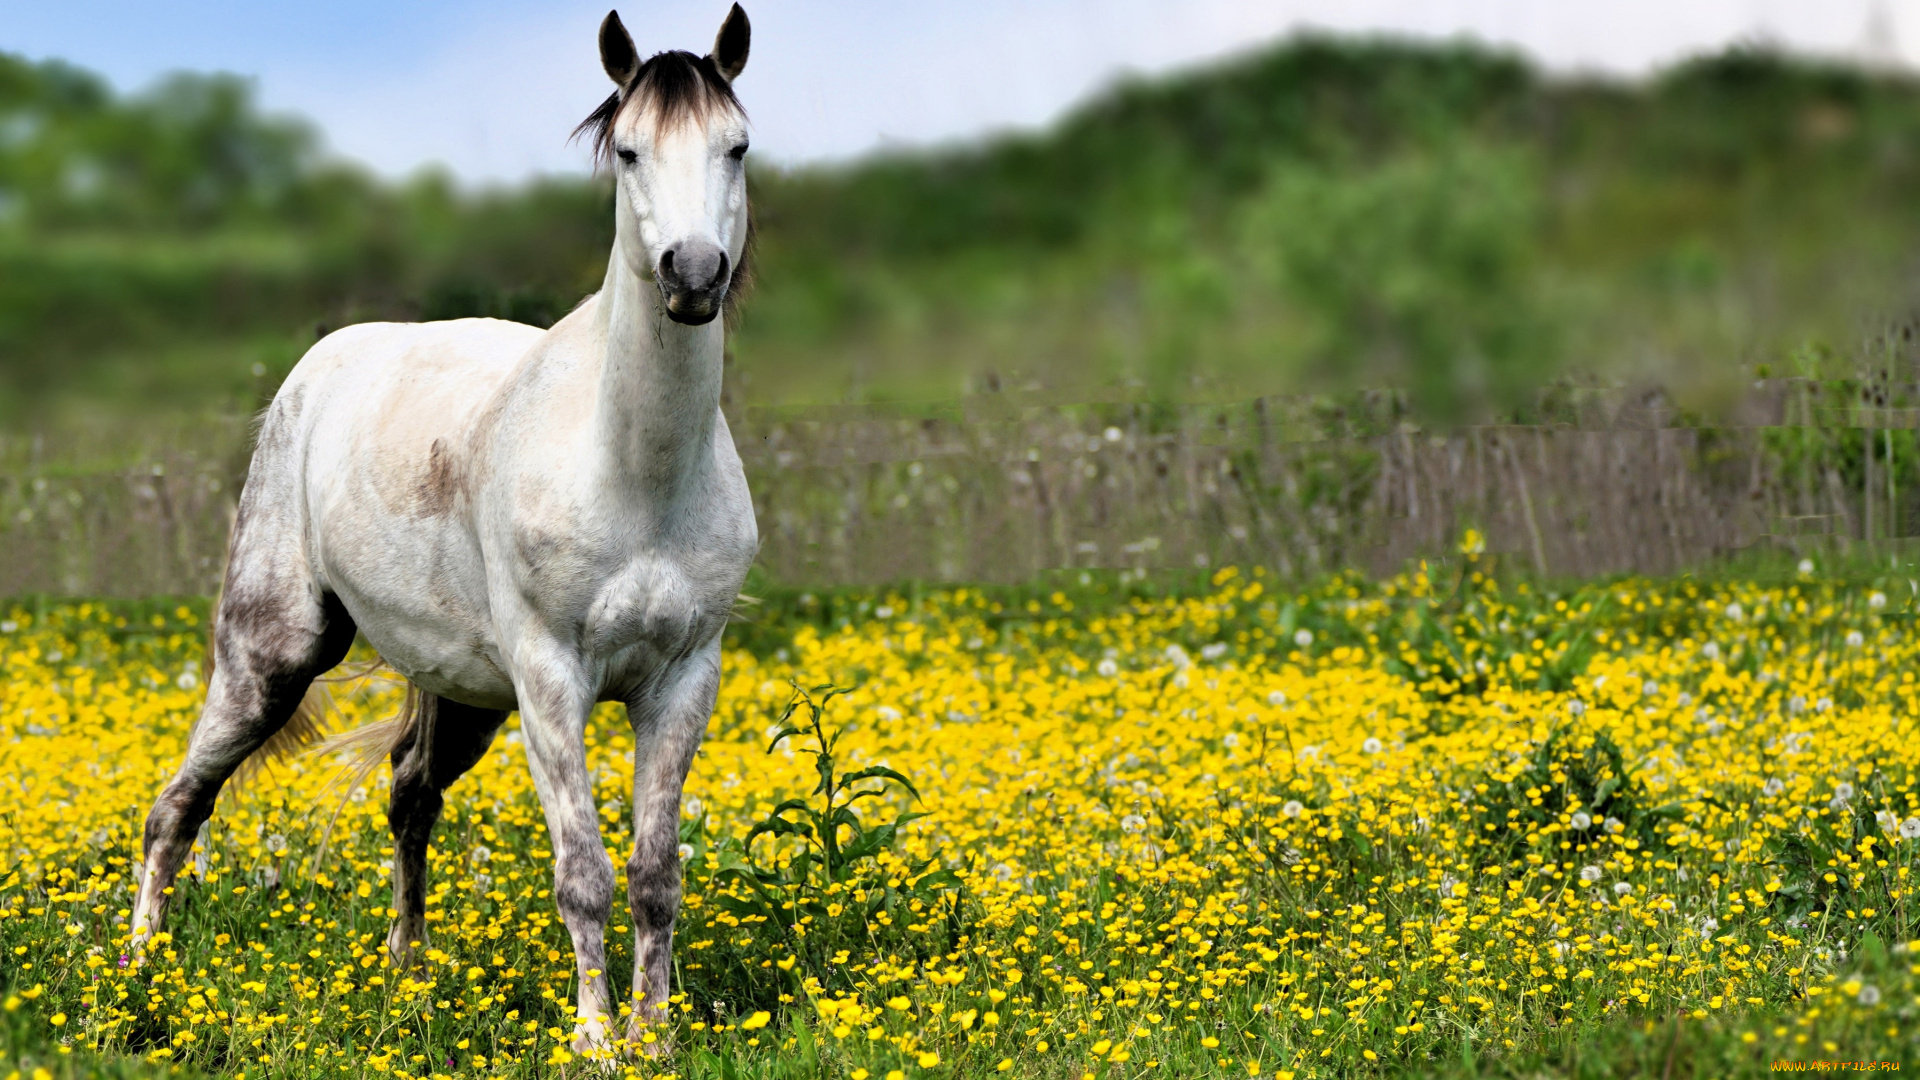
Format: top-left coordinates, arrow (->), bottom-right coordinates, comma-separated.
600,10 -> 640,87
710,4 -> 750,83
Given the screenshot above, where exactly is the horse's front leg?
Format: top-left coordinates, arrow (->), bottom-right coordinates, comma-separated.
513,648 -> 617,1057
622,639 -> 722,1049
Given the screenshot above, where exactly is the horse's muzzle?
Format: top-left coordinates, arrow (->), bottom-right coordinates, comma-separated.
656,240 -> 730,325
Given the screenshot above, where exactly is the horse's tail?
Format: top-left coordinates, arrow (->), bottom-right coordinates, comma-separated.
301,679 -> 427,873
232,683 -> 335,788
310,680 -> 424,801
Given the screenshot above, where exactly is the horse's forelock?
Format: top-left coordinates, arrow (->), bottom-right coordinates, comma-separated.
572,50 -> 744,171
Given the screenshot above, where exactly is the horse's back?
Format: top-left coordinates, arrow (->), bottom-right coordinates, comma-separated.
283,318 -> 541,441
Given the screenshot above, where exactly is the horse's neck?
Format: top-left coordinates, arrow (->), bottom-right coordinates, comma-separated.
591,254 -> 725,512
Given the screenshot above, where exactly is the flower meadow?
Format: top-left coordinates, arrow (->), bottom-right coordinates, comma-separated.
4,551 -> 1920,1079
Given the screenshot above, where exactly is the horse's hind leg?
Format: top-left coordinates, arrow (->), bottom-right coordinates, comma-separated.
131,588 -> 356,949
385,695 -> 508,964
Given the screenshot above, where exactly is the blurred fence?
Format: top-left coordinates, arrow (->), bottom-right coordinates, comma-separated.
2,380 -> 1913,596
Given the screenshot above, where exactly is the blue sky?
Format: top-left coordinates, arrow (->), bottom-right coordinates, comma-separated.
5,1 -> 1913,182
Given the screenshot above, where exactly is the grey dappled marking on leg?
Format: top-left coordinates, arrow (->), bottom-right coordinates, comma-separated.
624,639 -> 722,1042
515,651 -> 617,1052
386,695 -> 509,965
133,591 -> 355,949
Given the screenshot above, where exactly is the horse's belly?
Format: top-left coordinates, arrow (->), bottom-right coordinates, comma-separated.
322,530 -> 519,710
357,611 -> 518,710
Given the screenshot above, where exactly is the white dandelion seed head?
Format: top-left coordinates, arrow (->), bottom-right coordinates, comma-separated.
1702,642 -> 1721,661
1362,737 -> 1384,754
470,846 -> 492,865
1858,984 -> 1882,1007
684,796 -> 704,819
992,862 -> 1016,881
1901,817 -> 1920,840
1579,865 -> 1603,883
1096,658 -> 1119,678
1222,732 -> 1240,748
1817,697 -> 1833,712
1605,816 -> 1624,833
1725,602 -> 1744,621
1834,782 -> 1855,801
1763,778 -> 1785,797
1293,629 -> 1314,648
1282,800 -> 1305,819
266,833 -> 288,855
1798,558 -> 1815,576
676,843 -> 695,862
1164,644 -> 1191,669
1846,630 -> 1865,648
1642,680 -> 1659,697
175,671 -> 199,691
1201,643 -> 1228,661
1267,690 -> 1287,706
1569,700 -> 1587,716
1677,691 -> 1693,707
1571,812 -> 1593,831
1700,917 -> 1720,935
1120,814 -> 1147,835
1869,591 -> 1888,610
1877,810 -> 1898,833
1614,882 -> 1633,896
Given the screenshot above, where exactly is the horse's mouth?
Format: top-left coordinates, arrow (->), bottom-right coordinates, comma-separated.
660,286 -> 723,325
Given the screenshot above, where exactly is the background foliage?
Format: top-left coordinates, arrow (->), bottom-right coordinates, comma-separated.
6,41 -> 1920,421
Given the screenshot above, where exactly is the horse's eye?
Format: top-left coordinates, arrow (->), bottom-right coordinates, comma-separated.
728,142 -> 748,161
617,149 -> 637,164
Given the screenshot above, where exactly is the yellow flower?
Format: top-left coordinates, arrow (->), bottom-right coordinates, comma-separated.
740,1010 -> 771,1030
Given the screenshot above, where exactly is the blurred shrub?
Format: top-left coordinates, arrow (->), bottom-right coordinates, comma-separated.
4,39 -> 1920,419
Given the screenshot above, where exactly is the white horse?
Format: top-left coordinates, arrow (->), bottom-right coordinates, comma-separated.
131,5 -> 757,1052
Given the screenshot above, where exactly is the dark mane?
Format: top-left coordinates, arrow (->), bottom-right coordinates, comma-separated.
571,50 -> 745,171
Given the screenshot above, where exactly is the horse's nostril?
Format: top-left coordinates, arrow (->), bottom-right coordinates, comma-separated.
658,248 -> 677,283
714,252 -> 730,288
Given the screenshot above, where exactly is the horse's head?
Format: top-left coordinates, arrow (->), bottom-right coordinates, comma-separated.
578,6 -> 751,326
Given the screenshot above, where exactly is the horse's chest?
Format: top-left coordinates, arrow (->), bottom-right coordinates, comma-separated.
585,557 -> 727,670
